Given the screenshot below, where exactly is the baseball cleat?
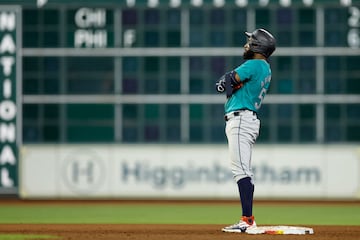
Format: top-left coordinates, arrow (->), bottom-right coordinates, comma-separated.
222,216 -> 257,233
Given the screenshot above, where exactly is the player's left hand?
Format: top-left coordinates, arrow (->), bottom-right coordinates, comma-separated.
232,81 -> 244,92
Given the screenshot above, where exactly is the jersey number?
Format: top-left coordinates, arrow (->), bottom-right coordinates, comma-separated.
255,76 -> 271,110
255,88 -> 267,110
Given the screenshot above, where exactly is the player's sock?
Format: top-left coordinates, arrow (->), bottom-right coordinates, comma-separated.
237,177 -> 254,217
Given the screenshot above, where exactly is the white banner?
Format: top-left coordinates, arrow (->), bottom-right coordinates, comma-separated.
19,144 -> 360,199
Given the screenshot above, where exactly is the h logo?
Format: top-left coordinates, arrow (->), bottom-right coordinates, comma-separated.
62,150 -> 105,194
72,160 -> 94,184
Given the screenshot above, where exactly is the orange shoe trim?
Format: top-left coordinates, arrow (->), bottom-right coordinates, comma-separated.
241,216 -> 255,225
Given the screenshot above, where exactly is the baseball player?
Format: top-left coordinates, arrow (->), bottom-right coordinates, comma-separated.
215,28 -> 276,233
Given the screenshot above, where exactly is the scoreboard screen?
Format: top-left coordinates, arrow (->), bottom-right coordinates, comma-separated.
16,1 -> 360,49
0,0 -> 359,194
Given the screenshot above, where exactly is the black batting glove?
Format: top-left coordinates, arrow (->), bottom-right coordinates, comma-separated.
215,75 -> 226,93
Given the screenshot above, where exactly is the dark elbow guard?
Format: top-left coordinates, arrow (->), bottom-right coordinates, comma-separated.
227,71 -> 240,88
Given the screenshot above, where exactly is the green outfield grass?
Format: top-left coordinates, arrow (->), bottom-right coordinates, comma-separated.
0,202 -> 359,225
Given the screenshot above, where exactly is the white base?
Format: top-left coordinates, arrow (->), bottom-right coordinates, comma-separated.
246,226 -> 314,235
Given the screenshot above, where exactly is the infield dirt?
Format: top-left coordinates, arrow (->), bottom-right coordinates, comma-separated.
1,224 -> 360,240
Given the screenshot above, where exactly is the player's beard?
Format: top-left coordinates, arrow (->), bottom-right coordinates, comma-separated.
243,50 -> 255,59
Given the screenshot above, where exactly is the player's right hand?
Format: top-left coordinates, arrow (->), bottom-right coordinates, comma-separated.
215,76 -> 226,93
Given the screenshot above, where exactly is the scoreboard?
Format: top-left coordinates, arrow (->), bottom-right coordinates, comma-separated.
0,0 -> 360,193
66,5 -> 360,48
14,0 -> 360,49
0,0 -> 357,49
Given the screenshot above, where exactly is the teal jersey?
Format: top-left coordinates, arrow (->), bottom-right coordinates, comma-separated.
225,59 -> 271,114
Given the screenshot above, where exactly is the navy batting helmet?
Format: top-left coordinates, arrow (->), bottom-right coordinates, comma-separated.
245,28 -> 276,58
